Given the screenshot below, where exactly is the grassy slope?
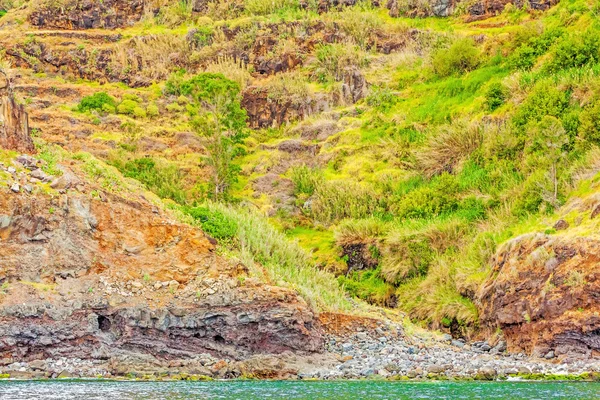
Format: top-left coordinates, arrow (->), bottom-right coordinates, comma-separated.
2,0 -> 600,332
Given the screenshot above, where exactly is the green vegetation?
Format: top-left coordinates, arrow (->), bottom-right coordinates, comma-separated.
166,72 -> 248,200
5,0 -> 600,333
183,203 -> 352,312
78,92 -> 116,113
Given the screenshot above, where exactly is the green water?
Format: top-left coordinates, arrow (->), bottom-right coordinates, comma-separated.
0,380 -> 599,399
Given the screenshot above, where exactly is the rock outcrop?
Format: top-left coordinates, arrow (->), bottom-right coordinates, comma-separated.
242,87 -> 331,129
478,233 -> 600,361
29,0 -> 147,30
0,175 -> 323,374
0,73 -> 34,153
386,0 -> 559,19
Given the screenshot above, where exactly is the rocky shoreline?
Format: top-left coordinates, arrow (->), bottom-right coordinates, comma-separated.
1,319 -> 598,382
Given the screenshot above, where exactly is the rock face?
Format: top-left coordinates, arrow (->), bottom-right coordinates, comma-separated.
386,0 -> 559,19
241,87 -> 331,129
0,75 -> 34,153
29,0 -> 146,30
0,186 -> 322,371
478,233 -> 600,361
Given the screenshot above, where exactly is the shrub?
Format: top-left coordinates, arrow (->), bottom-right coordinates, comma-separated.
513,81 -> 569,129
133,106 -> 147,119
545,30 -> 600,73
101,103 -> 116,114
110,156 -> 187,204
188,203 -> 352,311
578,99 -> 600,145
393,173 -> 460,219
204,55 -> 252,89
335,218 -> 389,247
188,26 -> 214,49
184,206 -> 238,241
381,233 -> 434,284
338,268 -> 396,307
432,38 -> 480,77
507,27 -> 563,70
166,102 -> 183,113
262,72 -> 311,106
485,82 -> 506,111
366,87 -> 399,113
146,103 -> 160,118
117,99 -> 139,115
334,7 -> 382,49
78,92 -> 116,113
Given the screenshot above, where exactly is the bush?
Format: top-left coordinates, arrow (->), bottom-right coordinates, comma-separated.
393,173 -> 460,219
190,203 -> 352,311
146,103 -> 160,118
133,106 -> 147,119
579,100 -> 600,145
338,268 -> 396,307
485,82 -> 506,111
507,27 -> 563,70
117,99 -> 139,115
244,0 -> 297,15
545,30 -> 600,73
513,82 -> 569,129
432,38 -> 480,77
78,92 -> 116,113
166,102 -> 183,113
184,206 -> 238,241
110,156 -> 187,204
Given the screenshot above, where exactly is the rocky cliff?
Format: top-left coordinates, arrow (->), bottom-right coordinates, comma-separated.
478,232 -> 600,361
0,74 -> 34,153
0,156 -> 322,377
29,0 -> 147,30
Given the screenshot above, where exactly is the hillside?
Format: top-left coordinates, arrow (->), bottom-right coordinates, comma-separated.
0,0 -> 599,372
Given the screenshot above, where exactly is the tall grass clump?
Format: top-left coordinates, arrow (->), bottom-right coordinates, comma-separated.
244,0 -> 297,15
309,181 -> 381,224
312,43 -> 368,82
417,119 -> 484,177
204,55 -> 252,89
432,38 -> 480,77
290,165 -> 324,197
186,203 -> 353,312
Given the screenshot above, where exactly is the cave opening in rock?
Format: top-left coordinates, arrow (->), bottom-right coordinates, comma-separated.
214,334 -> 225,343
98,315 -> 112,332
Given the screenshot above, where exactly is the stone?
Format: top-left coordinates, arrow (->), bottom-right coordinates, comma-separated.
545,351 -> 555,359
30,169 -> 52,182
10,183 -> 19,193
477,367 -> 497,380
553,219 -> 569,230
341,343 -> 354,352
427,364 -> 446,374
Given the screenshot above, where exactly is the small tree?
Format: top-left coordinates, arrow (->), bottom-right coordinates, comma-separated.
532,116 -> 568,209
166,72 -> 247,200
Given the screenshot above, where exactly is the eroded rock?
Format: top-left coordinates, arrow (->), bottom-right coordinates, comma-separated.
478,233 -> 600,360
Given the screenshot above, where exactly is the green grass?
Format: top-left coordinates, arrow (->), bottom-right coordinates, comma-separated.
184,203 -> 354,312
